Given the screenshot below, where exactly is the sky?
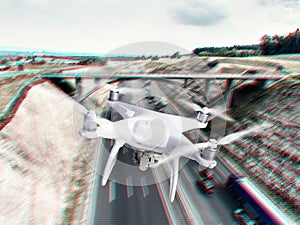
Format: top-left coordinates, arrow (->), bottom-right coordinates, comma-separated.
0,0 -> 300,54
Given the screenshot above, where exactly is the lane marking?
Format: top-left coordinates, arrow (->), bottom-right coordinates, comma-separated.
152,169 -> 174,225
108,179 -> 116,203
215,166 -> 227,180
126,176 -> 134,198
181,167 -> 194,186
140,176 -> 150,198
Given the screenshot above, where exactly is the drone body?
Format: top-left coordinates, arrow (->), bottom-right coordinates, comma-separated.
80,88 -> 268,202
80,90 -> 219,202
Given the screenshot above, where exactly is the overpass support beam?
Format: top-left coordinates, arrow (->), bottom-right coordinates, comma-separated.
75,77 -> 82,100
257,79 -> 268,89
183,78 -> 188,88
183,78 -> 195,88
94,77 -> 100,86
204,79 -> 211,102
224,79 -> 234,109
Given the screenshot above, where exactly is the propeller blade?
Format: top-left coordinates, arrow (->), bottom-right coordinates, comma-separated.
210,108 -> 235,122
74,101 -> 88,114
179,99 -> 202,111
218,122 -> 272,145
159,143 -> 208,165
179,99 -> 234,121
118,87 -> 145,94
104,83 -> 115,89
105,84 -> 145,95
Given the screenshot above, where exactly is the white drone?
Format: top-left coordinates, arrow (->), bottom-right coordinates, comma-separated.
79,85 -> 270,202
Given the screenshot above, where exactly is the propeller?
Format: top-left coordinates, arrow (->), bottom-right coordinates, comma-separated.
178,99 -> 234,122
159,122 -> 272,165
157,143 -> 209,166
218,122 -> 272,145
210,107 -> 235,122
75,101 -> 88,114
105,83 -> 145,95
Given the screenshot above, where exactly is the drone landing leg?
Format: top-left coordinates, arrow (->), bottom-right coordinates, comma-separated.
102,140 -> 124,186
169,158 -> 179,203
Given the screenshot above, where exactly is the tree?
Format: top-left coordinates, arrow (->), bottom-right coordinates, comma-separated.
260,28 -> 300,55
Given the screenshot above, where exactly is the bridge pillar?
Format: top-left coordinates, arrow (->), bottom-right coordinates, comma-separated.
224,79 -> 234,109
94,77 -> 100,86
204,79 -> 211,101
183,78 -> 196,89
256,79 -> 268,89
183,78 -> 188,88
75,77 -> 82,99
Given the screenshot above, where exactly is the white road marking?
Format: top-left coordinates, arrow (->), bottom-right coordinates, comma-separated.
126,176 -> 134,198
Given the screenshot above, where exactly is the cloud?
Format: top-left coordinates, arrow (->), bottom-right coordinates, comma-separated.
258,0 -> 300,8
171,0 -> 228,26
0,0 -> 299,53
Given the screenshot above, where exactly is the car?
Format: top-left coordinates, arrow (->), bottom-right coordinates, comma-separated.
199,169 -> 214,180
241,69 -> 258,75
146,95 -> 168,111
154,98 -> 168,110
146,95 -> 155,104
197,179 -> 215,195
233,208 -> 258,225
143,80 -> 151,87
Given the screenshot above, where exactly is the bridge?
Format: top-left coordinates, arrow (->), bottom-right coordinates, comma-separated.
41,72 -> 292,108
41,73 -> 288,80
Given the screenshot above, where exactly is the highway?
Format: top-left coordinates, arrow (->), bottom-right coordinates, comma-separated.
84,79 -> 240,225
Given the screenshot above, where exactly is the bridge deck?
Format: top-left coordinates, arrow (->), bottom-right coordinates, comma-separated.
41,73 -> 290,80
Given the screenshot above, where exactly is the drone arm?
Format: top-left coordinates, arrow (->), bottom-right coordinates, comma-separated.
102,140 -> 124,186
169,157 -> 179,203
80,110 -> 116,139
80,121 -> 116,139
179,117 -> 207,132
107,101 -> 136,118
159,142 -> 216,171
95,117 -> 111,126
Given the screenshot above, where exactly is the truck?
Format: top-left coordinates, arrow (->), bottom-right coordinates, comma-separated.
227,174 -> 288,225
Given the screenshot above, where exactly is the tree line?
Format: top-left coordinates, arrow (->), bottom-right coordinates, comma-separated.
193,28 -> 300,57
193,45 -> 261,57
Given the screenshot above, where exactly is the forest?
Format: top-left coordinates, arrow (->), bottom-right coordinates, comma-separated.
260,28 -> 300,55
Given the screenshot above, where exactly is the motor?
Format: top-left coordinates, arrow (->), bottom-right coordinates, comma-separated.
108,89 -> 119,101
197,107 -> 211,123
201,139 -> 218,168
201,139 -> 218,161
82,110 -> 97,132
